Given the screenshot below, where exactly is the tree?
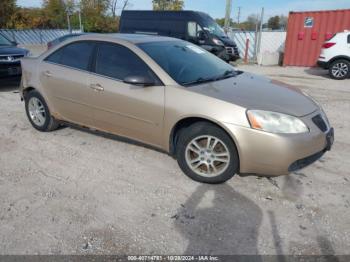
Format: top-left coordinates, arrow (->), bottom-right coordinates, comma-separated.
267,16 -> 280,30
267,15 -> 288,30
109,0 -> 130,18
2,0 -> 127,32
0,0 -> 16,28
152,0 -> 184,11
237,14 -> 260,31
279,15 -> 288,29
10,7 -> 49,29
80,0 -> 118,32
42,0 -> 67,28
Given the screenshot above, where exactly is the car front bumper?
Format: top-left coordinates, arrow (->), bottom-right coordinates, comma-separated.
224,111 -> 333,176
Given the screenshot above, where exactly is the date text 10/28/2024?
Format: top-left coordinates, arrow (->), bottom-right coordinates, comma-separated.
127,256 -> 219,261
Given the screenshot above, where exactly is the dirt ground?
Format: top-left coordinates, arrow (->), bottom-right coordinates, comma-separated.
0,65 -> 349,256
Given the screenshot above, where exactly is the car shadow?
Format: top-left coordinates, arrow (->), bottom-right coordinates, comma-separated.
281,174 -> 304,202
67,124 -> 169,156
316,236 -> 340,262
0,76 -> 21,92
268,210 -> 288,261
304,68 -> 331,79
173,183 -> 263,256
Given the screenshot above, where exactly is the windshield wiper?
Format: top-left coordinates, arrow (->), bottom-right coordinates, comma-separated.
182,70 -> 237,87
182,76 -> 219,86
215,69 -> 237,80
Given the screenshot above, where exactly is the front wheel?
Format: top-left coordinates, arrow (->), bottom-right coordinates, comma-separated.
176,122 -> 239,184
329,59 -> 350,80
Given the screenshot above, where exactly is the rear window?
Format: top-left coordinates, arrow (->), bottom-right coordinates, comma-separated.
45,41 -> 94,71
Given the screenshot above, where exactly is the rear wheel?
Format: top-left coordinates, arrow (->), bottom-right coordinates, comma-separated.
25,90 -> 59,132
329,59 -> 350,80
176,122 -> 239,184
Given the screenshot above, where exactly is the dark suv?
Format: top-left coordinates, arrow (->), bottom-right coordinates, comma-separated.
0,33 -> 29,78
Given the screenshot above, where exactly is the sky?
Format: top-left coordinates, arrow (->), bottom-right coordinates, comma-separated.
17,0 -> 350,21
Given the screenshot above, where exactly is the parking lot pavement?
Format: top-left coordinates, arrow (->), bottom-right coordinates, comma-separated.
0,66 -> 349,256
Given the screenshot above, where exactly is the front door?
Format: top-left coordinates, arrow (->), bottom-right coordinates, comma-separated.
89,42 -> 165,147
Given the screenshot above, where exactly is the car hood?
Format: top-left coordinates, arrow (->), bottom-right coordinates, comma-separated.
217,35 -> 236,47
0,46 -> 28,55
186,72 -> 319,117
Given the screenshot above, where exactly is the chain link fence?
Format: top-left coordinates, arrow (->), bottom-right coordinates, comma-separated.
228,30 -> 286,65
0,29 -> 82,45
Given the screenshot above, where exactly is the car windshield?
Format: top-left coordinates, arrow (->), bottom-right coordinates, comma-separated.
201,15 -> 226,38
138,41 -> 237,86
0,34 -> 13,46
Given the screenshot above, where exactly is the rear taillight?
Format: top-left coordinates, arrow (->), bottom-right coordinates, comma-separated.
322,42 -> 336,48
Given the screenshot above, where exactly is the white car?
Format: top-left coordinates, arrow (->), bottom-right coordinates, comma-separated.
317,30 -> 350,80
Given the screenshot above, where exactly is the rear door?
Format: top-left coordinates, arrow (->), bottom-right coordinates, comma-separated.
40,41 -> 96,126
88,42 -> 165,147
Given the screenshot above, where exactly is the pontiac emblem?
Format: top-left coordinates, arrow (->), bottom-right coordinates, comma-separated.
7,56 -> 14,61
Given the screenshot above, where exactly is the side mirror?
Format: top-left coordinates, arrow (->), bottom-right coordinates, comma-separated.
123,75 -> 155,87
198,31 -> 207,41
11,41 -> 18,46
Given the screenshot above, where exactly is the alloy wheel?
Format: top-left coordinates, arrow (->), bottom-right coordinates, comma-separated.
332,62 -> 349,78
28,97 -> 46,127
185,135 -> 231,177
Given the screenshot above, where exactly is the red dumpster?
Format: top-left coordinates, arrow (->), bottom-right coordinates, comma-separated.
284,9 -> 350,67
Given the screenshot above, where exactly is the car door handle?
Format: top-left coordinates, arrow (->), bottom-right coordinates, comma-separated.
44,71 -> 52,77
90,83 -> 104,91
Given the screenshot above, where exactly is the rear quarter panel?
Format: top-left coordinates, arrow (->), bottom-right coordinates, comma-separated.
20,57 -> 57,117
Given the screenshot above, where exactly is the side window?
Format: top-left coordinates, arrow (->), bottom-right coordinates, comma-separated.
95,43 -> 157,81
60,42 -> 94,70
187,22 -> 197,38
187,22 -> 205,39
45,48 -> 63,64
45,41 -> 94,71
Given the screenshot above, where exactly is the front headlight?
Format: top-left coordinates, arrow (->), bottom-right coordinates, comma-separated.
247,110 -> 309,134
212,38 -> 224,46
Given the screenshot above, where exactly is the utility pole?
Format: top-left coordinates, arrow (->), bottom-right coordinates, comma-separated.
65,2 -> 73,33
78,10 -> 82,32
224,0 -> 232,33
67,13 -> 71,33
257,7 -> 264,64
237,6 -> 241,25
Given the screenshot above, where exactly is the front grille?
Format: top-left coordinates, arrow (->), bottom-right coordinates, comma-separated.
312,114 -> 328,132
225,46 -> 239,57
0,54 -> 24,63
0,62 -> 21,69
225,47 -> 234,54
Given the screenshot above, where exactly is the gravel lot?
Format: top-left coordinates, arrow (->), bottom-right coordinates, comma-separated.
0,65 -> 349,256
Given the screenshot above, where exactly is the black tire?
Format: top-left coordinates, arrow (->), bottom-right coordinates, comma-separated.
176,122 -> 239,184
25,90 -> 59,132
329,59 -> 350,80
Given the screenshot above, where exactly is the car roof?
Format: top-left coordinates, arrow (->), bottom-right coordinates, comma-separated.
75,33 -> 181,44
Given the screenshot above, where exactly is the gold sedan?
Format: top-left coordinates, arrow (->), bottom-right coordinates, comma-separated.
20,34 -> 334,183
